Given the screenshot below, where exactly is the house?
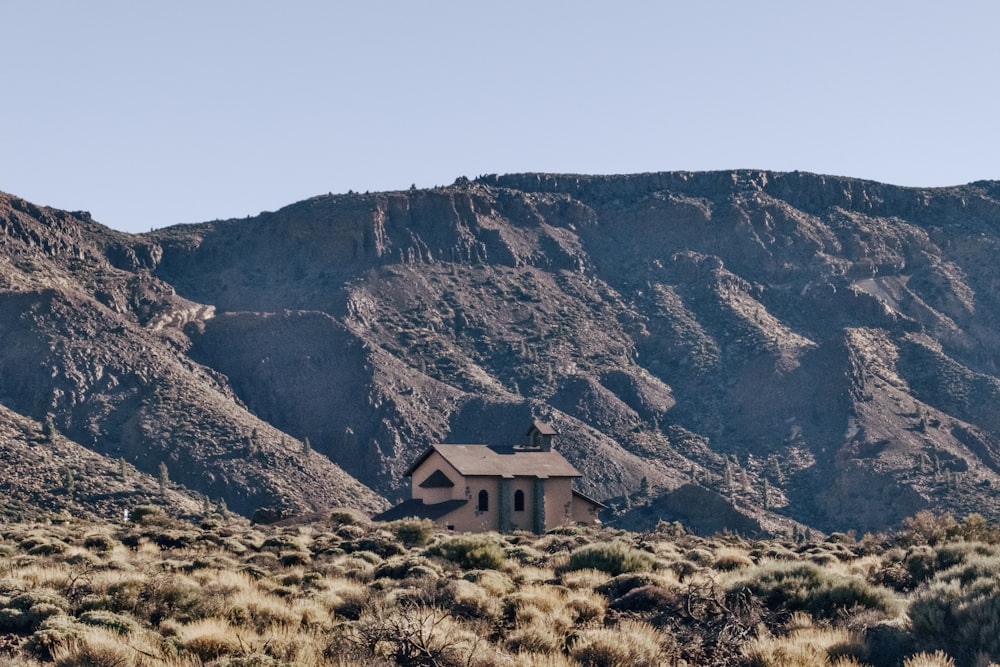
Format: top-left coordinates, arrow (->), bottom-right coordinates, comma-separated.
374,422 -> 605,532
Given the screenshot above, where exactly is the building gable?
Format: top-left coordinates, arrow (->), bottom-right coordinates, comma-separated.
418,469 -> 455,488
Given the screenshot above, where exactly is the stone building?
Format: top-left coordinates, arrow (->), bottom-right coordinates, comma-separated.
374,422 -> 605,532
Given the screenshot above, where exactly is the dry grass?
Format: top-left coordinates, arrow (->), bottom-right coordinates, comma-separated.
1,515 -> 998,666
744,625 -> 866,666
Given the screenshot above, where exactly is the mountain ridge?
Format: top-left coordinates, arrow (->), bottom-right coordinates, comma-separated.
3,170 -> 1000,535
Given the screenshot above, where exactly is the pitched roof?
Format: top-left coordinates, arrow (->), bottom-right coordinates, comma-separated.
572,489 -> 608,509
527,421 -> 558,436
406,444 -> 581,479
372,498 -> 468,522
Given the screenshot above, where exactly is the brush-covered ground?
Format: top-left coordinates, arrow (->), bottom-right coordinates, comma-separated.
0,508 -> 998,667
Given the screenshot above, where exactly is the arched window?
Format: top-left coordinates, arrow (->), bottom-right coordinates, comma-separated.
514,489 -> 525,512
478,490 -> 489,512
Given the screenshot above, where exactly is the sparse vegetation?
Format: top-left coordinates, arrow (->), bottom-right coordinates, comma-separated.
0,511 -> 995,665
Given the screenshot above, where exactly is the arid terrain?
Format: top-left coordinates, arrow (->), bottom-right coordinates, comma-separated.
3,171 -> 1000,534
0,509 -> 998,666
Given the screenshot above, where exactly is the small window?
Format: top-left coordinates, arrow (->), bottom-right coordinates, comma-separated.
514,489 -> 525,512
478,490 -> 489,512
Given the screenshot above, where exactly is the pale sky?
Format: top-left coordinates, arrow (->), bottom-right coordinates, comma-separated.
2,1 -> 998,233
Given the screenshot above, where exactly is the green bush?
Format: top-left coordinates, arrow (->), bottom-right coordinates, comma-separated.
730,561 -> 899,620
596,572 -> 668,599
565,541 -> 655,576
425,535 -> 507,570
374,556 -> 442,581
0,590 -> 69,632
386,518 -> 436,548
25,614 -> 83,660
909,558 -> 1000,663
82,533 -> 117,552
279,550 -> 311,567
78,610 -> 140,635
27,540 -> 68,556
129,505 -> 168,525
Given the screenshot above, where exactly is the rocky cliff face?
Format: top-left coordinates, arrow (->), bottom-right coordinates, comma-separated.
3,171 -> 1000,534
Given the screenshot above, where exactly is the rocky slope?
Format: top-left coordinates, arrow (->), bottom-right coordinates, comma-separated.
3,171 -> 1000,534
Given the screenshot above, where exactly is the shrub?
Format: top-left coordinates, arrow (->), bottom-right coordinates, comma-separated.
730,562 -> 900,620
903,651 -> 956,667
713,547 -> 754,571
260,534 -> 305,552
27,541 -> 67,556
329,510 -> 357,526
177,618 -> 243,661
462,569 -> 515,595
0,590 -> 69,632
904,546 -> 938,584
51,627 -> 148,667
435,579 -> 502,622
386,518 -> 436,548
129,505 -> 167,525
425,535 -> 507,570
569,619 -> 671,667
743,625 -> 866,667
78,610 -> 140,635
608,585 -> 677,613
897,511 -> 959,547
342,533 -> 406,558
908,556 -> 1000,663
595,572 -> 670,600
25,614 -> 83,660
279,550 -> 311,567
375,556 -> 442,581
566,541 -> 655,576
506,624 -> 563,654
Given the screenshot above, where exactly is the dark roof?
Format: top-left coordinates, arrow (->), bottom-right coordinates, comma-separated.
372,498 -> 468,522
405,443 -> 581,479
418,469 -> 455,488
527,421 -> 558,436
572,489 -> 608,509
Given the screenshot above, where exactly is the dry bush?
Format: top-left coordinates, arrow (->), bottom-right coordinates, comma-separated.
595,571 -> 677,600
435,579 -> 503,623
564,589 -> 606,625
176,618 -> 245,661
25,614 -> 84,660
505,623 -> 563,655
224,588 -> 301,631
462,569 -> 515,596
560,567 -> 612,590
743,625 -> 866,666
374,555 -> 444,581
504,584 -> 575,638
903,651 -> 957,667
569,618 -> 674,667
51,625 -> 188,667
731,561 -> 901,621
714,546 -> 754,571
347,598 -> 488,667
505,652 -> 575,667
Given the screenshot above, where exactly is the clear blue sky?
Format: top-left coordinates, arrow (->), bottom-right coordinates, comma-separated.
3,1 -> 998,233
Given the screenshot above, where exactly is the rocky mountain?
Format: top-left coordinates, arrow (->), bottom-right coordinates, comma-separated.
3,171 -> 1000,535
